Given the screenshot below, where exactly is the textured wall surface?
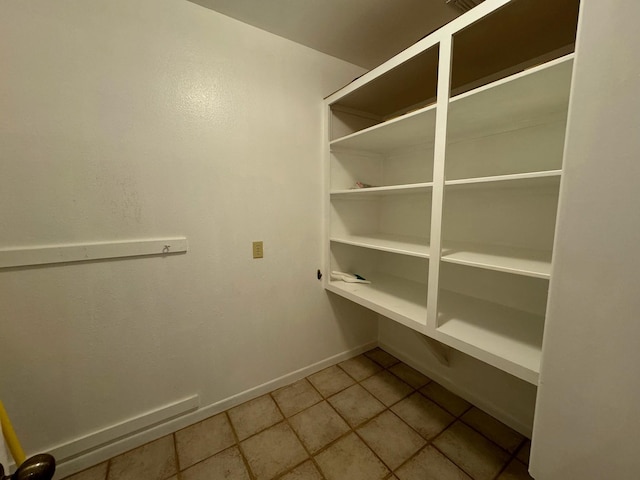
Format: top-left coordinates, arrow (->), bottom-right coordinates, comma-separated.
0,0 -> 374,459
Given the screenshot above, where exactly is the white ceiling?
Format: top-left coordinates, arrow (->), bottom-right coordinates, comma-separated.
187,0 -> 463,69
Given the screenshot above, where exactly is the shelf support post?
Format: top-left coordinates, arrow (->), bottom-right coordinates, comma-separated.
426,34 -> 453,332
414,331 -> 451,366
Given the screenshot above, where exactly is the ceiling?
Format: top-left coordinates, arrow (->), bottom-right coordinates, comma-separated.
186,0 -> 464,69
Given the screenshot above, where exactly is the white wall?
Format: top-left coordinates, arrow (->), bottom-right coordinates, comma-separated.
530,1 -> 640,478
379,316 -> 537,436
0,0 -> 375,471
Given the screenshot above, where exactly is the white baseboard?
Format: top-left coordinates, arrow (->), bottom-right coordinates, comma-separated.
379,341 -> 533,438
52,341 -> 377,479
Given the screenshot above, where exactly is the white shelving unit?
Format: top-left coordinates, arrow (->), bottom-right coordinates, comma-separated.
324,0 -> 578,385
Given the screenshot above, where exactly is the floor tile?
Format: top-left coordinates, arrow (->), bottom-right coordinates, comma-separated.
289,401 -> 350,453
175,413 -> 236,469
314,432 -> 389,480
357,410 -> 425,470
433,422 -> 510,480
107,435 -> 176,480
327,384 -> 385,427
516,440 -> 531,465
307,365 -> 355,398
361,371 -> 413,407
496,460 -> 533,480
64,462 -> 108,480
272,379 -> 322,417
278,460 -> 323,480
461,408 -> 523,453
388,363 -> 430,389
364,348 -> 400,368
420,383 -> 471,417
181,447 -> 250,480
338,355 -> 382,381
228,395 -> 283,440
395,446 -> 471,480
240,422 -> 308,480
391,392 -> 454,440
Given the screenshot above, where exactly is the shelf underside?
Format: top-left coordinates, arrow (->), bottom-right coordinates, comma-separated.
327,273 -> 427,331
437,290 -> 544,383
447,56 -> 573,142
330,56 -> 573,154
331,105 -> 436,153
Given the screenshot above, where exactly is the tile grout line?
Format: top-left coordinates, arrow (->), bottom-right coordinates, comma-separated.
489,437 -> 529,480
104,459 -> 111,480
457,410 -> 528,459
171,432 -> 180,478
334,354 -> 426,477
299,362 -> 397,477
224,410 -> 257,480
338,352 -> 460,478
386,408 -> 458,475
267,390 -> 326,480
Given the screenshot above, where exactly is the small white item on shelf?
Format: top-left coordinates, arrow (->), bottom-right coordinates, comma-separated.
352,181 -> 374,189
330,271 -> 371,284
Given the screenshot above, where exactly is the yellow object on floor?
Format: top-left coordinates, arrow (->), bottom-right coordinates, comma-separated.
0,400 -> 26,466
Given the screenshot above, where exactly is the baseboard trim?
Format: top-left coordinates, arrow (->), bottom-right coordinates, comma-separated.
379,341 -> 533,438
53,341 -> 377,479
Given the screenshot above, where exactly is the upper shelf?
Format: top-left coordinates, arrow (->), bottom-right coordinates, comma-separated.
447,55 -> 574,142
331,183 -> 433,198
331,103 -> 437,154
331,233 -> 430,259
445,170 -> 562,190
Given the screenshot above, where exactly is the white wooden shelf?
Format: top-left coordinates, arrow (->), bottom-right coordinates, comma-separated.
447,55 -> 574,142
437,289 -> 544,384
330,183 -> 433,198
327,273 -> 427,331
445,170 -> 561,189
330,103 -> 436,153
331,233 -> 430,258
441,242 -> 552,278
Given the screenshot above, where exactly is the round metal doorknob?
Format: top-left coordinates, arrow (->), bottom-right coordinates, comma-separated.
1,454 -> 55,480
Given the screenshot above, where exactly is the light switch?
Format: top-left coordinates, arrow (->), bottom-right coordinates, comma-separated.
252,241 -> 263,259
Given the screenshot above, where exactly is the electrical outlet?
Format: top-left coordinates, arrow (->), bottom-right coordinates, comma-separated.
252,241 -> 263,259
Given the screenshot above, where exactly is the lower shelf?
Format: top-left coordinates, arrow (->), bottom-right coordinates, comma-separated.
436,290 -> 544,384
326,273 -> 427,331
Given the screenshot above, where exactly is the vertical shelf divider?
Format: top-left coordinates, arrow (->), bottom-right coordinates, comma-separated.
426,35 -> 453,334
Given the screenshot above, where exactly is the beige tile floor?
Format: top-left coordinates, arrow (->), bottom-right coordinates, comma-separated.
63,348 -> 533,480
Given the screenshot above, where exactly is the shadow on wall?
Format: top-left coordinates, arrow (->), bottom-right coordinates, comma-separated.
326,292 -> 378,344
